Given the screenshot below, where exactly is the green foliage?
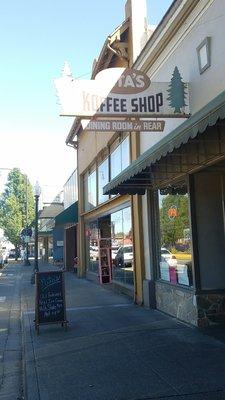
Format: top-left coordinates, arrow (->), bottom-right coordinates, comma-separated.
167,66 -> 187,113
160,194 -> 189,248
0,168 -> 35,247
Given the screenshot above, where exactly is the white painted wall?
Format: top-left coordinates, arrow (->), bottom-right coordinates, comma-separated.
146,0 -> 225,113
140,117 -> 187,154
137,0 -> 225,281
125,0 -> 150,62
139,0 -> 225,154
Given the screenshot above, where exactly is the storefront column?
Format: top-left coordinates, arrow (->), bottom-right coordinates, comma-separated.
78,215 -> 86,278
188,174 -> 201,292
142,189 -> 158,308
131,194 -> 145,305
191,170 -> 225,326
77,172 -> 86,278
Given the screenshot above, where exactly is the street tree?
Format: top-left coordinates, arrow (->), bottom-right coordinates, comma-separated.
0,168 -> 35,255
167,66 -> 187,113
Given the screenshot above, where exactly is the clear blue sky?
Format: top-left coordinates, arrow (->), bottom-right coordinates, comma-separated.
0,0 -> 172,201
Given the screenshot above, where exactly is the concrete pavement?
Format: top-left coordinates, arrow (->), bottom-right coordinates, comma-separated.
21,263 -> 225,400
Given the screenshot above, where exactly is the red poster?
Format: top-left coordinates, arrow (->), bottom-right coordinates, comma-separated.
169,267 -> 177,284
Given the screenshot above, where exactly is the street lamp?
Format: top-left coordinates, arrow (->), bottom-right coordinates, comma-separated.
24,175 -> 30,266
31,181 -> 41,284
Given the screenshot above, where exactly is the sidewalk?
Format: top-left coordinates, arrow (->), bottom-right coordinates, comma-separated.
21,263 -> 225,400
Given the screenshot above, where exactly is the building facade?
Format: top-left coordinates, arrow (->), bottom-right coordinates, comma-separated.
104,0 -> 225,326
56,0 -> 225,327
54,169 -> 78,269
63,0 -> 153,300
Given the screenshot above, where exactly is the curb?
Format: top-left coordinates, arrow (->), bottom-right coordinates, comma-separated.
21,278 -> 40,400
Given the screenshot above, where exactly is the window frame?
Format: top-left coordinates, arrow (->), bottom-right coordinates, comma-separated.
110,134 -> 130,181
156,181 -> 194,288
196,37 -> 211,74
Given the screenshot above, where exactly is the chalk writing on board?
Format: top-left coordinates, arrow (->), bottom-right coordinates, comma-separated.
39,275 -> 61,291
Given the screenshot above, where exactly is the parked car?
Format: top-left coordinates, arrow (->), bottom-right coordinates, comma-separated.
114,245 -> 133,268
8,249 -> 16,259
0,250 -> 9,267
111,245 -> 119,262
161,247 -> 177,267
90,245 -> 99,261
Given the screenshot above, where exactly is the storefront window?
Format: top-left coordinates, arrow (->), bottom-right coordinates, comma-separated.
88,170 -> 96,209
85,220 -> 99,274
98,158 -> 109,204
84,173 -> 89,212
85,206 -> 133,288
111,146 -> 121,180
84,170 -> 97,212
121,136 -> 130,171
158,187 -> 193,286
111,207 -> 133,286
110,136 -> 130,180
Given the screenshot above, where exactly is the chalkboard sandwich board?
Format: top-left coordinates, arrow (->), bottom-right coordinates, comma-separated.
35,270 -> 67,333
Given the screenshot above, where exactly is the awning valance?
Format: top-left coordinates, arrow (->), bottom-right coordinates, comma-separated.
103,90 -> 225,195
38,230 -> 53,238
55,202 -> 78,226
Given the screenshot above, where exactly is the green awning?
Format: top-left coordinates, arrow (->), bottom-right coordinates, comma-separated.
55,202 -> 78,226
104,90 -> 225,195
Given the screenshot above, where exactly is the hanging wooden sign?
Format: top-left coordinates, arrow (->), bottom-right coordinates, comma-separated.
55,66 -> 189,118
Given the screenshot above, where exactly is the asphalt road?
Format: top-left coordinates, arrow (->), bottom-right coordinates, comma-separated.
0,263 -> 23,400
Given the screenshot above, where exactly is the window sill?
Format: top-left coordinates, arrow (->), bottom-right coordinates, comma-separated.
156,279 -> 194,292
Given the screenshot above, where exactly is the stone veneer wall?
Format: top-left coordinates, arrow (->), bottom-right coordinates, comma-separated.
196,293 -> 225,327
155,281 -> 197,325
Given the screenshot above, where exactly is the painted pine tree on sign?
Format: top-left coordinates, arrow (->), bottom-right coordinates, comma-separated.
167,67 -> 187,113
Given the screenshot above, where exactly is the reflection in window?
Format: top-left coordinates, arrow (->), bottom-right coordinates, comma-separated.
88,171 -> 96,209
98,158 -> 109,204
158,187 -> 193,286
111,146 -> 121,180
111,137 -> 130,180
121,137 -> 130,171
84,170 -> 97,212
84,173 -> 89,212
63,170 -> 77,209
111,207 -> 133,286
